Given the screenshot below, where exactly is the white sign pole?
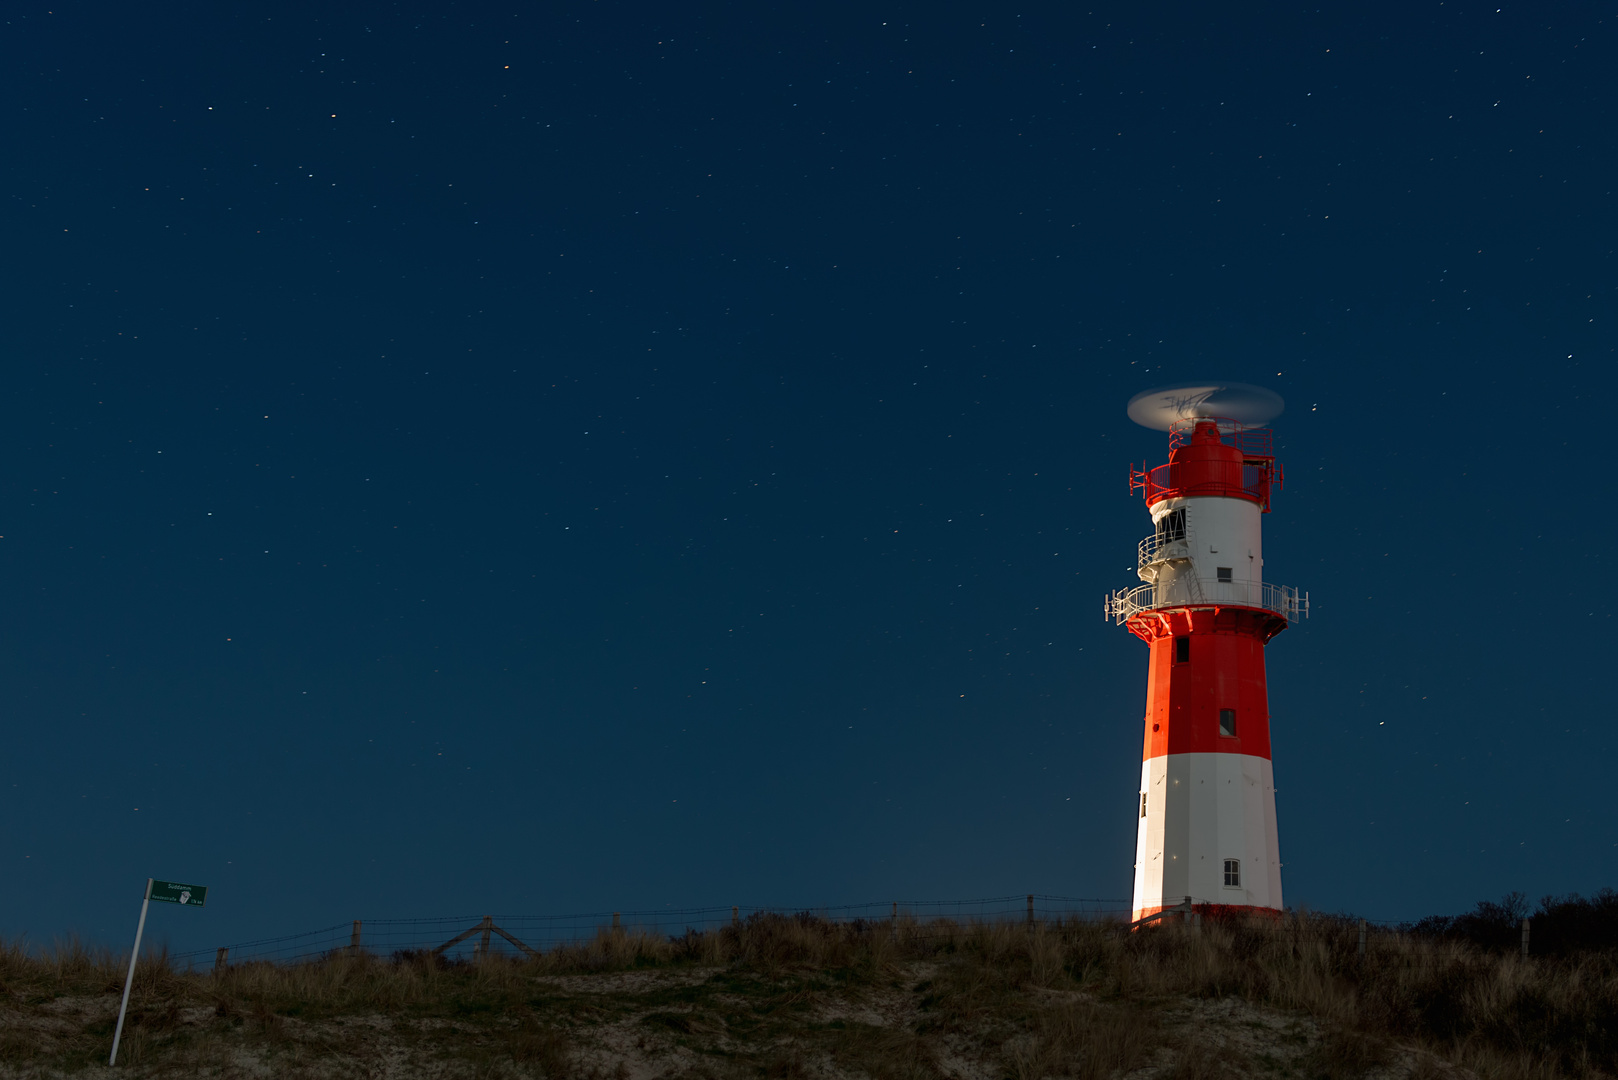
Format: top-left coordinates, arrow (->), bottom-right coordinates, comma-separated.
109,878 -> 153,1066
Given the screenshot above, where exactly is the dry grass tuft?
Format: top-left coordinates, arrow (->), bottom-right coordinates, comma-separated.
1006,998 -> 1158,1080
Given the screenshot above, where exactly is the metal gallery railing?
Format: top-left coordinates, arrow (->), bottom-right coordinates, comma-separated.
1104,580 -> 1308,623
1137,531 -> 1191,571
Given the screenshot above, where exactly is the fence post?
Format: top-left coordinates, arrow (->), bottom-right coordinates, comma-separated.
1184,895 -> 1193,925
351,920 -> 362,957
612,912 -> 621,931
480,916 -> 493,956
731,906 -> 739,927
1026,895 -> 1034,929
1521,918 -> 1530,958
1358,918 -> 1367,962
214,947 -> 228,972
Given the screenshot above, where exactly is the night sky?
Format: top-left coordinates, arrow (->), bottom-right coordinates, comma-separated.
3,1 -> 1613,953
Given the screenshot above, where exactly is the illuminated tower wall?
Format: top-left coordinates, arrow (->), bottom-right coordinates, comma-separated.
1105,418 -> 1306,920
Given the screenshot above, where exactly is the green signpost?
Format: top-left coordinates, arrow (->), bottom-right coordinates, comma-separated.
111,877 -> 208,1066
149,880 -> 207,907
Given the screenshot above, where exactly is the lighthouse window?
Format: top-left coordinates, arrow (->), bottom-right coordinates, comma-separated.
1155,508 -> 1186,543
1224,859 -> 1242,887
1219,709 -> 1237,737
1139,792 -> 1147,818
1216,566 -> 1233,583
1174,637 -> 1191,664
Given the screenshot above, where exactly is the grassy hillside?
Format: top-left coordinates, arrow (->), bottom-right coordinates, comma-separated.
0,908 -> 1613,1079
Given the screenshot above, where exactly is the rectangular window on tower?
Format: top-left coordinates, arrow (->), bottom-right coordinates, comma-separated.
1224,859 -> 1241,887
1174,637 -> 1190,664
1219,709 -> 1237,737
1156,508 -> 1186,543
1216,566 -> 1233,583
1139,792 -> 1147,818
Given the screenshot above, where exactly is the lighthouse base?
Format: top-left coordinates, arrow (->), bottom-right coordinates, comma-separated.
1131,902 -> 1286,924
1132,752 -> 1282,922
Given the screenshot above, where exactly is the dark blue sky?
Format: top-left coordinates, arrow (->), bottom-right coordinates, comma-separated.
2,1 -> 1612,952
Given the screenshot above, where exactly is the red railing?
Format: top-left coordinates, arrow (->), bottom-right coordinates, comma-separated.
1130,457 -> 1282,512
1166,418 -> 1274,457
1132,420 -> 1283,511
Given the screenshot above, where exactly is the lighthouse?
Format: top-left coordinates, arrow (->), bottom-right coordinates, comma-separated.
1105,384 -> 1307,921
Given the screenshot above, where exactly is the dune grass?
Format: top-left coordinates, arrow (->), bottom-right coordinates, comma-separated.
0,910 -> 1612,1078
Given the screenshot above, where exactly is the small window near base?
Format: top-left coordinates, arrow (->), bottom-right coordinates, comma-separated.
1174,637 -> 1190,664
1139,792 -> 1147,818
1216,566 -> 1233,583
1223,859 -> 1241,887
1219,709 -> 1237,738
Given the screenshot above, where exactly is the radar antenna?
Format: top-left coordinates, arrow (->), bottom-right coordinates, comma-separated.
1125,381 -> 1284,433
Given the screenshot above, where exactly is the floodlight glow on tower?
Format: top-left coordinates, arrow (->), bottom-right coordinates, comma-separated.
1104,383 -> 1307,921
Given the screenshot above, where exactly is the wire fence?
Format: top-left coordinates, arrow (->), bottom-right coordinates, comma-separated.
169,895 -> 1134,968
168,893 -> 1591,970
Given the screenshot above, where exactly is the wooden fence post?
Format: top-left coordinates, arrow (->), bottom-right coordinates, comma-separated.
731,906 -> 738,927
612,912 -> 621,931
1026,895 -> 1034,929
214,947 -> 228,972
1358,918 -> 1367,962
1521,918 -> 1530,957
351,920 -> 362,956
435,917 -> 535,959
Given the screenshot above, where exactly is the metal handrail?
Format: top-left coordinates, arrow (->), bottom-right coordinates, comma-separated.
1104,580 -> 1308,624
1137,531 -> 1191,570
1131,461 -> 1277,508
1166,418 -> 1274,456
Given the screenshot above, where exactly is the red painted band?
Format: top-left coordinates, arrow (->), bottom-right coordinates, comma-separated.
1131,901 -> 1283,923
1128,606 -> 1280,761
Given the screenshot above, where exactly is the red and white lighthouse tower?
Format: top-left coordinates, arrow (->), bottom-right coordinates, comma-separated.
1105,384 -> 1307,921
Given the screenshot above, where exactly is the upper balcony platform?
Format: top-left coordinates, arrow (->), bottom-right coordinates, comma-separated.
1130,419 -> 1282,513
